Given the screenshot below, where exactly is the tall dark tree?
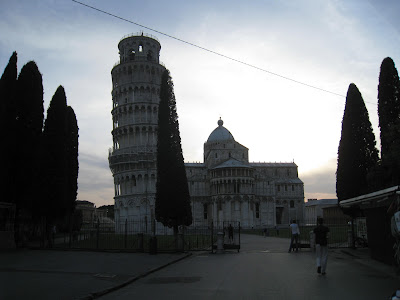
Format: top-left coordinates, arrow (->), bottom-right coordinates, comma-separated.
155,69 -> 192,236
0,52 -> 18,204
336,83 -> 379,205
42,86 -> 69,222
378,57 -> 400,186
0,52 -> 17,122
15,61 -> 44,214
65,106 -> 79,216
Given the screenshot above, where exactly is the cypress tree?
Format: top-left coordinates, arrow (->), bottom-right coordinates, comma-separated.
15,61 -> 44,137
336,83 -> 379,205
378,57 -> 400,186
0,52 -> 17,121
15,61 -> 44,214
155,69 -> 192,237
66,106 -> 79,216
42,86 -> 68,222
0,52 -> 18,204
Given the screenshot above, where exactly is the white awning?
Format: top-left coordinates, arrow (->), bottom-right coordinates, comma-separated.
340,186 -> 400,208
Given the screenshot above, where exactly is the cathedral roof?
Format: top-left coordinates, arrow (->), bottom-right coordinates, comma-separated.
275,178 -> 304,184
250,162 -> 298,167
207,118 -> 234,142
212,158 -> 251,169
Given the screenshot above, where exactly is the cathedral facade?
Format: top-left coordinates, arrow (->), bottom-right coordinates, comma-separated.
109,34 -> 304,229
186,119 -> 304,228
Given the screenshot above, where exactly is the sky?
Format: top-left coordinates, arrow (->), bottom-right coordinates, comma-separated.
1,0 -> 399,207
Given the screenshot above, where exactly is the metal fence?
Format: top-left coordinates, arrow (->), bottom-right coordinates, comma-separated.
47,220 -> 217,253
29,220 -> 242,253
210,221 -> 241,253
242,217 -> 366,249
9,216 -> 365,251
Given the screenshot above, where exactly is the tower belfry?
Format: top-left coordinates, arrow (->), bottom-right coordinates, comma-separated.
109,33 -> 166,227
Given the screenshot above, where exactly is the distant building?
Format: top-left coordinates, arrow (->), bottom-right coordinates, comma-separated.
109,33 -> 305,229
75,200 -> 109,224
305,198 -> 349,225
75,200 -> 96,224
97,205 -> 114,220
96,208 -> 107,220
322,205 -> 350,225
305,199 -> 338,222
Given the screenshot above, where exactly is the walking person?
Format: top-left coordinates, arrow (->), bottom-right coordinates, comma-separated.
228,224 -> 234,244
314,217 -> 330,275
288,220 -> 300,252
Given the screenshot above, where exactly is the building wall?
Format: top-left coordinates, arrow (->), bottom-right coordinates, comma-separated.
186,136 -> 304,228
305,199 -> 339,223
186,163 -> 304,228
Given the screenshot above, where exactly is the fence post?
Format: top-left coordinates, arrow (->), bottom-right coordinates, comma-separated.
309,230 -> 315,251
211,221 -> 214,253
177,233 -> 184,252
217,231 -> 224,254
68,213 -> 73,249
41,216 -> 45,248
138,233 -> 144,252
69,218 -> 73,249
96,219 -> 100,249
238,222 -> 241,250
350,218 -> 356,249
149,218 -> 157,255
152,217 -> 156,236
124,219 -> 128,249
347,230 -> 353,248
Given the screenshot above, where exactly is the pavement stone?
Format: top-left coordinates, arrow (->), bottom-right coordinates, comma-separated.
99,235 -> 400,300
0,249 -> 190,300
0,235 -> 398,299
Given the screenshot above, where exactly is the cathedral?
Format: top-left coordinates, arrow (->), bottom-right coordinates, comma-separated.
109,33 -> 304,230
186,118 -> 304,228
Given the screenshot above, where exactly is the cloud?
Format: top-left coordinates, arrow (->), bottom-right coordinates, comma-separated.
77,151 -> 114,206
301,160 -> 337,200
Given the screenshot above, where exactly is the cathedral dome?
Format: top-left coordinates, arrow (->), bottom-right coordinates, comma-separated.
207,118 -> 234,142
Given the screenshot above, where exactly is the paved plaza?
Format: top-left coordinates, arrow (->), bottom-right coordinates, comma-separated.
0,234 -> 399,299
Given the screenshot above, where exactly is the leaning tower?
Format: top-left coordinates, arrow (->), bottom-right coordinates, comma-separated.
109,33 -> 166,229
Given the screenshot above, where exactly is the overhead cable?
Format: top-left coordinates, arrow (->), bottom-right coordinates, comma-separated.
72,0 -> 377,105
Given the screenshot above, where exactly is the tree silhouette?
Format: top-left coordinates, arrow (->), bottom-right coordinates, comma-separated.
15,61 -> 44,214
66,106 -> 79,217
42,86 -> 74,222
378,57 -> 400,186
0,52 -> 18,205
155,69 -> 192,237
336,83 -> 379,205
0,54 -> 79,246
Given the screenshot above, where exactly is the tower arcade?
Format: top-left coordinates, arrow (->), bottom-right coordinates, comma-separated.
109,33 -> 166,227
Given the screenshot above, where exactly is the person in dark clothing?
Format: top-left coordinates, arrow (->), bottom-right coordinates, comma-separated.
314,217 -> 330,275
228,224 -> 234,243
